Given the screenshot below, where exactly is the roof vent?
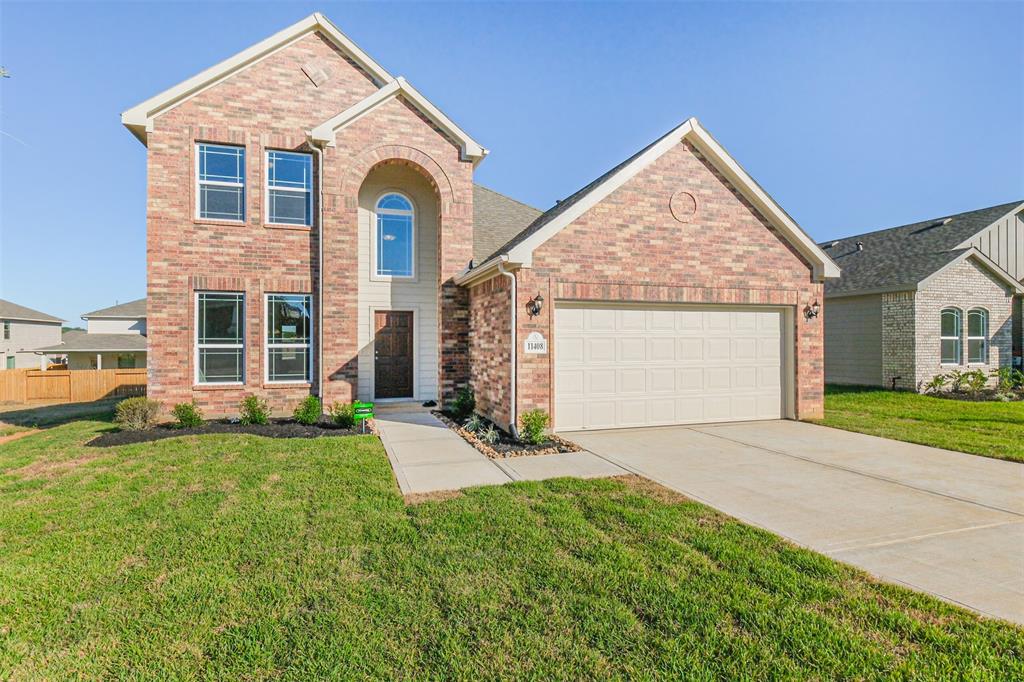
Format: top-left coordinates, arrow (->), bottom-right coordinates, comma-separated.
856,241 -> 864,252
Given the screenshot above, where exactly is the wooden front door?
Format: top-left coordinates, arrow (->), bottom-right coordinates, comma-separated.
374,311 -> 414,399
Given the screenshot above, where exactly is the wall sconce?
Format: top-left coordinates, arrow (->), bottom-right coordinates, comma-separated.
804,300 -> 821,320
526,293 -> 544,317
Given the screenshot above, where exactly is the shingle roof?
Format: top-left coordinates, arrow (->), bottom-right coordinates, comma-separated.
33,330 -> 147,353
82,298 -> 147,319
0,299 -> 63,324
472,184 -> 542,263
821,201 -> 1023,297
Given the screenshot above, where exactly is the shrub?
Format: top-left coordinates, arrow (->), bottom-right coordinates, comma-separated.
171,401 -> 203,428
948,369 -> 967,393
114,397 -> 161,431
293,396 -> 322,425
328,402 -> 356,428
450,387 -> 476,420
480,425 -> 500,445
519,409 -> 550,445
239,395 -> 270,425
923,374 -> 948,394
994,367 -> 1024,393
963,369 -> 988,395
465,414 -> 485,432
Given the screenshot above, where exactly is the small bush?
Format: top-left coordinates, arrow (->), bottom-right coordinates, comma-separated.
480,425 -> 500,445
948,369 -> 967,393
465,414 -> 485,432
519,409 -> 550,445
994,367 -> 1024,393
171,401 -> 203,428
239,395 -> 270,425
328,402 -> 356,428
115,397 -> 161,431
963,369 -> 988,395
293,396 -> 322,425
922,374 -> 948,394
450,387 -> 476,420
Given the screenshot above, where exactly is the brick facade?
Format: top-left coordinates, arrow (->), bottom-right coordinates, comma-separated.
468,276 -> 512,427
881,292 -> 916,390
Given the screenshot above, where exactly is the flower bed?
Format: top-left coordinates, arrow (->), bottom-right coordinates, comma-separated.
433,411 -> 581,459
88,419 -> 368,447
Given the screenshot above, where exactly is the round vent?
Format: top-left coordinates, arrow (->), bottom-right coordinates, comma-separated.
670,190 -> 698,223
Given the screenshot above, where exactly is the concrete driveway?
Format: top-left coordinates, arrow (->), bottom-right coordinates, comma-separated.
569,420 -> 1024,624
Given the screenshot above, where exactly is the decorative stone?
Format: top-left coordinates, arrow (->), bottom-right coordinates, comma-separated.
669,190 -> 698,223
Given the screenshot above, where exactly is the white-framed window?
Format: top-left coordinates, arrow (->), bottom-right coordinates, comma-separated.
2,321 -> 9,340
266,150 -> 313,226
265,294 -> 312,383
374,192 -> 415,278
940,307 -> 962,365
196,143 -> 245,221
195,292 -> 245,384
967,308 -> 989,364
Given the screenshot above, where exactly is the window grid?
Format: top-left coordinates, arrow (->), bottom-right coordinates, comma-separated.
265,294 -> 313,383
967,309 -> 988,365
940,308 -> 961,365
266,150 -> 313,226
374,192 -> 415,279
195,292 -> 245,385
2,321 -> 9,340
197,144 -> 245,221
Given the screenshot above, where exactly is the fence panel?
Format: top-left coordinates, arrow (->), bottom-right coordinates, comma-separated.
0,369 -> 29,402
0,368 -> 147,404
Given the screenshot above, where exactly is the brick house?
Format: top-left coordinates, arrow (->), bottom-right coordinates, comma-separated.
822,201 -> 1024,390
122,13 -> 839,430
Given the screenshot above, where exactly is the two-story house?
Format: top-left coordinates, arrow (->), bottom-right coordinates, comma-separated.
0,299 -> 63,369
122,13 -> 839,431
34,298 -> 147,370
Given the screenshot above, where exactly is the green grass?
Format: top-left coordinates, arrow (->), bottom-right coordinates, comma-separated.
819,385 -> 1024,463
1,413 -> 1021,679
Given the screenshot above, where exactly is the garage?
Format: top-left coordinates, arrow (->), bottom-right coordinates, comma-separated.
554,303 -> 790,431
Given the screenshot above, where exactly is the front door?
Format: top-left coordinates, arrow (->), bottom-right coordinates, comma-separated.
374,311 -> 414,399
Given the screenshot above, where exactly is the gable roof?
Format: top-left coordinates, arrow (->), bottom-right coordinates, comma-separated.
34,330 -> 147,354
472,184 -> 542,263
309,77 -> 487,161
457,117 -> 839,285
821,200 -> 1024,297
82,298 -> 147,319
0,299 -> 62,324
122,13 -> 394,144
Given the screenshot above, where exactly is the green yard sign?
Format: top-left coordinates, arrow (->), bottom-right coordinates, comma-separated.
353,401 -> 374,432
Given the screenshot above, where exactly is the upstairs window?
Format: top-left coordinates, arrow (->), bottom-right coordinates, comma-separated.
197,143 -> 245,221
265,294 -> 312,383
196,292 -> 245,384
374,193 -> 415,278
266,151 -> 313,226
967,308 -> 989,364
940,308 -> 961,365
2,321 -> 9,340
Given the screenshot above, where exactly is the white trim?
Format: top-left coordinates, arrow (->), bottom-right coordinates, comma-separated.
196,143 -> 246,222
263,293 -> 314,384
368,306 -> 419,401
939,307 -> 963,366
194,291 -> 245,386
370,190 -> 417,281
501,118 -> 838,280
953,201 -> 1024,250
919,249 -> 1024,295
264,149 -> 314,227
966,307 -> 989,366
309,77 -> 487,161
122,13 -> 394,144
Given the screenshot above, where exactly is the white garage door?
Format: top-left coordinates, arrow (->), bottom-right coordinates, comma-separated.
555,304 -> 786,431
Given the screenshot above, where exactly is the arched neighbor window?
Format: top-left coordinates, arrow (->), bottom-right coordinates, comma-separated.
375,193 -> 415,278
940,308 -> 961,365
967,308 -> 989,364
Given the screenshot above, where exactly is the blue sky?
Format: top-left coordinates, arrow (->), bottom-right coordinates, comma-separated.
1,1 -> 1021,324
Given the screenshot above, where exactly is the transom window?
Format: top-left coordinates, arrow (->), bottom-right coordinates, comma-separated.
265,294 -> 312,383
374,192 -> 415,278
940,308 -> 962,365
197,143 -> 245,221
266,151 -> 313,226
196,292 -> 245,384
967,308 -> 989,364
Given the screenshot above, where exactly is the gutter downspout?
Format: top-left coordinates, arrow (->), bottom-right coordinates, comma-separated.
497,259 -> 518,438
310,140 -> 325,408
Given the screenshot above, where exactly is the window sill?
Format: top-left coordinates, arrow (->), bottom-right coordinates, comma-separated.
262,382 -> 312,389
193,218 -> 247,228
264,223 -> 312,232
193,383 -> 245,391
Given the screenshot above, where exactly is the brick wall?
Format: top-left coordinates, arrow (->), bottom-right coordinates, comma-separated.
512,140 -> 825,425
468,276 -> 512,427
881,292 -> 916,390
824,294 -> 883,385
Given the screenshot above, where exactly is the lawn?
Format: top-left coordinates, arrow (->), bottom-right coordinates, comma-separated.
1,409 -> 1021,679
820,385 -> 1024,463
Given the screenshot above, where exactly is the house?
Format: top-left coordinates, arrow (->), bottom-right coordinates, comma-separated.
121,12 -> 839,429
822,201 -> 1024,390
33,299 -> 148,370
0,299 -> 63,369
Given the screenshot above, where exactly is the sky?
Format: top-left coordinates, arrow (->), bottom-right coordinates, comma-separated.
1,1 -> 1022,324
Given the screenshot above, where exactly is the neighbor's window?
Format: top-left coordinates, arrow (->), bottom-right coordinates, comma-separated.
940,307 -> 962,365
266,150 -> 313,226
117,353 -> 135,369
265,294 -> 312,383
375,193 -> 415,278
197,143 -> 245,221
967,308 -> 989,364
2,321 -> 9,340
196,292 -> 245,384
5,356 -> 14,370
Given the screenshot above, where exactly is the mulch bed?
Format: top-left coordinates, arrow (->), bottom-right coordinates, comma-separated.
433,411 -> 581,459
929,390 -> 1024,403
88,419 -> 367,447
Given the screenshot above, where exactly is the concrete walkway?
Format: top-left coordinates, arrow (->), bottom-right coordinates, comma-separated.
570,421 -> 1024,624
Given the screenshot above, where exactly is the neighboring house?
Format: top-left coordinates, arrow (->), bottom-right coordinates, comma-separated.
821,201 -> 1024,390
33,299 -> 148,370
0,299 -> 63,369
121,13 -> 839,428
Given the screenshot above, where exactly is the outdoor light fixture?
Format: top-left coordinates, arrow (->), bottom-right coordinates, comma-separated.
804,300 -> 821,320
526,293 -> 544,317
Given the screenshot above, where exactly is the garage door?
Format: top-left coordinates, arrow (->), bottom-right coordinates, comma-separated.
554,304 -> 785,431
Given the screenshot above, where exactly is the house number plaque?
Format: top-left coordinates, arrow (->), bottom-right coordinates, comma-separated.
524,332 -> 548,354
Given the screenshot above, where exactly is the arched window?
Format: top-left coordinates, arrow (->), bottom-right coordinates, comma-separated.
374,192 -> 415,278
940,308 -> 961,365
967,308 -> 989,364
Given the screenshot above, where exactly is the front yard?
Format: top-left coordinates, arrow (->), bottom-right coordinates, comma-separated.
1,408 -> 1021,679
820,385 -> 1024,463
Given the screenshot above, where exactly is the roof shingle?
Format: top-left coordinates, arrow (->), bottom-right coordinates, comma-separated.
33,330 -> 147,353
0,299 -> 63,324
82,298 -> 147,319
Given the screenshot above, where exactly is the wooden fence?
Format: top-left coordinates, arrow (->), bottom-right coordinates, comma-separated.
0,369 -> 147,404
